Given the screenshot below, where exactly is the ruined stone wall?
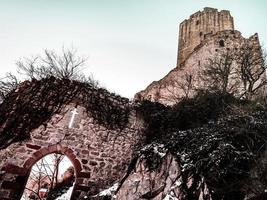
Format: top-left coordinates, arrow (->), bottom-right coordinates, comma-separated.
0,81 -> 145,200
177,7 -> 234,67
135,30 -> 261,105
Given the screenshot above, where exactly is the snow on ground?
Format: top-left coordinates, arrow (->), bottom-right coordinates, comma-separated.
55,185 -> 74,200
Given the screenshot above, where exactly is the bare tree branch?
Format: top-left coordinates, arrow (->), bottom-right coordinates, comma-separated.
235,43 -> 267,99
0,72 -> 19,102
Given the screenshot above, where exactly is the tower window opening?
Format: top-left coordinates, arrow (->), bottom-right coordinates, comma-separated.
219,40 -> 225,47
200,32 -> 203,37
196,20 -> 200,25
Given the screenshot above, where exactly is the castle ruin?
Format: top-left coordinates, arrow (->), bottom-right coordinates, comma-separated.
136,7 -> 263,105
0,7 -> 266,200
177,7 -> 234,67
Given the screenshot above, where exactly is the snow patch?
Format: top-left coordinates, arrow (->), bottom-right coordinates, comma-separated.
163,191 -> 178,200
142,143 -> 167,158
55,186 -> 74,200
97,183 -> 119,197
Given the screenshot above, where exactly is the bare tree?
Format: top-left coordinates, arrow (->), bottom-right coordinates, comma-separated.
0,48 -> 99,104
200,51 -> 239,95
17,48 -> 87,81
235,43 -> 267,99
16,47 -> 99,88
160,73 -> 196,104
0,72 -> 19,102
178,73 -> 195,99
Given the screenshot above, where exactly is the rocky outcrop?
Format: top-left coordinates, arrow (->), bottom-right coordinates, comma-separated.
116,153 -> 182,200
113,97 -> 267,200
115,151 -> 211,200
135,30 -> 261,106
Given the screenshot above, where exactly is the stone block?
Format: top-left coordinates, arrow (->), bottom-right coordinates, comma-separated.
26,143 -> 41,150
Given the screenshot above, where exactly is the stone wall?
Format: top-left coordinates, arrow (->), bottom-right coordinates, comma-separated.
0,79 -> 145,199
177,7 -> 234,67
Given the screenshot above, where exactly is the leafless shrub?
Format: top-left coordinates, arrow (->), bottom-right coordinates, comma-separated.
0,72 -> 19,102
163,73 -> 196,104
17,48 -> 87,80
0,48 -> 99,104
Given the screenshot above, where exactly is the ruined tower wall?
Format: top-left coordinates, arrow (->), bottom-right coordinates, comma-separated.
135,30 -> 262,105
177,7 -> 234,67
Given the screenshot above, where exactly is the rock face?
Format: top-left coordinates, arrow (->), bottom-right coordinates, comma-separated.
115,152 -> 211,200
116,153 -> 183,200
113,105 -> 267,200
135,8 -> 262,105
0,78 -> 145,200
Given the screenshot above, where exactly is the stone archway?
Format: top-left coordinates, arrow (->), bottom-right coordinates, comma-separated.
1,144 -> 82,200
21,153 -> 75,200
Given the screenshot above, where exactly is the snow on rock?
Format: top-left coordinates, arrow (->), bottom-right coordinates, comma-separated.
141,143 -> 167,158
163,191 -> 178,200
93,182 -> 119,198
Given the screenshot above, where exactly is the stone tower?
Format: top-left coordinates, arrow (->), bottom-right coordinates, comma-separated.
136,7 -> 263,105
177,7 -> 234,67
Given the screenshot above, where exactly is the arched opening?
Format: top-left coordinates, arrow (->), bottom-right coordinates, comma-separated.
20,153 -> 75,200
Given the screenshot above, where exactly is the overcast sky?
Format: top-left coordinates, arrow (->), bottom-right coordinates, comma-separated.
0,0 -> 266,98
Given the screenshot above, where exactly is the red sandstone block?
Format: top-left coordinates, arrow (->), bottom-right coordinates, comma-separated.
72,159 -> 82,173
49,144 -> 57,153
90,151 -> 99,156
81,159 -> 88,164
26,143 -> 41,150
64,148 -> 74,155
56,144 -> 63,152
75,184 -> 90,191
61,146 -> 69,153
89,161 -> 98,166
23,157 -> 36,168
80,171 -> 91,178
95,157 -> 104,161
81,150 -> 89,154
101,153 -> 108,157
100,162 -> 106,167
39,148 -> 50,156
75,178 -> 84,184
3,164 -> 26,175
32,150 -> 43,159
2,181 -> 21,190
67,153 -> 76,161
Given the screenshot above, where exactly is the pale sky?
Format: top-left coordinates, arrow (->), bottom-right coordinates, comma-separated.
0,0 -> 266,98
